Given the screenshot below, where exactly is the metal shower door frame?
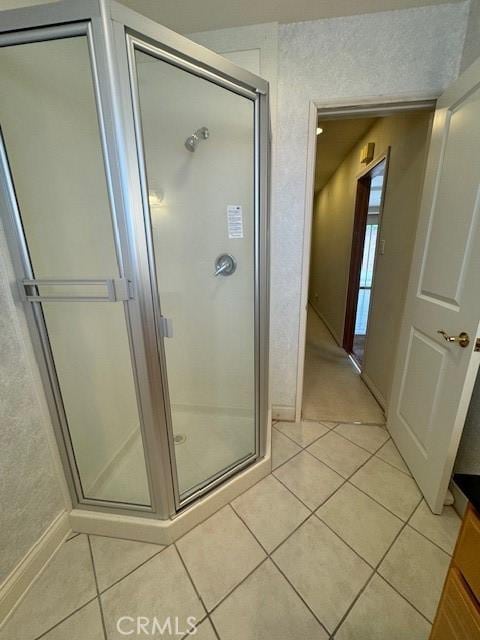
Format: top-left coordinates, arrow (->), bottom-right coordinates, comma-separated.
110,0 -> 270,511
0,0 -> 270,519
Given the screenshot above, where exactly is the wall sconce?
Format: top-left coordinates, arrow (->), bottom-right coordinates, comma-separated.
360,142 -> 375,164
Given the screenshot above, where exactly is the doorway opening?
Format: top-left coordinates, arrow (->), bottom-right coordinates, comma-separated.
300,102 -> 435,424
343,155 -> 388,367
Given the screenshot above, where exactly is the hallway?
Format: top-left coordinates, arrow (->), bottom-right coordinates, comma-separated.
302,307 -> 384,424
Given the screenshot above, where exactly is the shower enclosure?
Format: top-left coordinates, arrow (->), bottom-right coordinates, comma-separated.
0,0 -> 269,525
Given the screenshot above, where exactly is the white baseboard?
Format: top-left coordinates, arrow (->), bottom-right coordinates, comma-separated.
308,301 -> 343,347
272,405 -> 296,421
360,371 -> 387,414
0,511 -> 70,624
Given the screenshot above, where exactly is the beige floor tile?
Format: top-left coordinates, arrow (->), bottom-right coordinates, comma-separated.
211,560 -> 328,640
275,420 -> 329,447
271,428 -> 301,470
231,475 -> 310,551
273,451 -> 343,510
90,535 -> 163,592
335,574 -> 431,640
319,421 -> 339,429
409,500 -> 461,555
376,439 -> 411,475
302,311 -> 385,424
101,546 -> 204,639
378,525 -> 450,621
0,535 -> 96,640
335,423 -> 389,453
317,483 -> 403,565
272,516 -> 371,633
42,600 -> 104,640
190,619 -> 218,640
350,457 -> 421,520
176,505 -> 265,610
307,431 -> 371,478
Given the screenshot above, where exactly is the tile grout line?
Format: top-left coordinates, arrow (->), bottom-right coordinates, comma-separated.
406,521 -> 456,557
86,534 -> 108,640
64,532 -> 81,543
38,461 -> 429,640
273,440 -> 379,516
230,499 -> 311,557
329,426 -> 389,456
230,500 -> 342,638
272,423 -> 332,450
271,548 -> 332,637
231,438 -> 434,636
345,478 -> 416,522
0,530 -> 85,633
374,495 -> 437,623
209,506 -> 331,638
206,556 -> 271,617
330,494 -> 431,637
33,596 -> 99,640
312,512 -> 376,571
274,421 -> 411,480
28,420 -> 448,640
227,447 -> 395,636
232,486 -> 375,638
207,614 -> 222,640
174,543 -> 209,618
97,546 -> 167,596
90,457 -> 443,638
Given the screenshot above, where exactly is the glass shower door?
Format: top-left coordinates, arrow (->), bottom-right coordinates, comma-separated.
0,34 -> 151,507
130,40 -> 258,503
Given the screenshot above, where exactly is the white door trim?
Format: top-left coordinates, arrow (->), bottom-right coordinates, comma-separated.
294,93 -> 439,423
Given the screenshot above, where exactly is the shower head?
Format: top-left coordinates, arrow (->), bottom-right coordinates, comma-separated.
185,126 -> 209,152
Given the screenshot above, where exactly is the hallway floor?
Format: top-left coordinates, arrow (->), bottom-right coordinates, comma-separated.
1,420 -> 461,640
302,308 -> 384,423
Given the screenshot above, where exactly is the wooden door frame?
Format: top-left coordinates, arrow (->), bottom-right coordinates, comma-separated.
342,151 -> 390,359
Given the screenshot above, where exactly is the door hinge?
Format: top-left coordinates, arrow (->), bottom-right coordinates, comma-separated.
475,338 -> 480,352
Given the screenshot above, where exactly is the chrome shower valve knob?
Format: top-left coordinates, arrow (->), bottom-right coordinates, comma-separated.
214,254 -> 237,276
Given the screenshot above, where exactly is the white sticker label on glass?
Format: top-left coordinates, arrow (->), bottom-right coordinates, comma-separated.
227,205 -> 244,239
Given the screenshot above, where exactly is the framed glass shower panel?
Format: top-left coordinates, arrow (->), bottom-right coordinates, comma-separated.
128,37 -> 259,505
0,31 -> 151,507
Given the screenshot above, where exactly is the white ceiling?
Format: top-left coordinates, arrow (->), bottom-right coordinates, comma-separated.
120,0 -> 461,34
315,117 -> 377,192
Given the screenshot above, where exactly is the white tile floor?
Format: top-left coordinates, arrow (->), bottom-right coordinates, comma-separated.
0,420 -> 462,640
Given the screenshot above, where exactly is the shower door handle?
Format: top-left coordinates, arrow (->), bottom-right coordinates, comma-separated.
158,316 -> 174,338
20,277 -> 133,302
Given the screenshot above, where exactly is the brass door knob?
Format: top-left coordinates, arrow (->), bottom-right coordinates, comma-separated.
437,330 -> 470,348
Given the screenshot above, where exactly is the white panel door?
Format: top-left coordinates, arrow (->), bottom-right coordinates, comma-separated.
388,57 -> 480,514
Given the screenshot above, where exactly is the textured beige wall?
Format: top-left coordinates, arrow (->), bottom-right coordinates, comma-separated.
309,111 -> 433,406
460,0 -> 480,71
0,219 -> 66,584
